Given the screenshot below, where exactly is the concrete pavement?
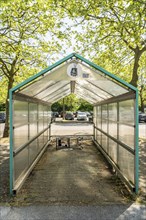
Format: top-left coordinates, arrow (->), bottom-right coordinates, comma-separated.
0,122 -> 146,220
0,204 -> 145,220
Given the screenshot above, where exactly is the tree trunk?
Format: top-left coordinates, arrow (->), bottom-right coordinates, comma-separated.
140,98 -> 145,113
139,86 -> 145,112
3,78 -> 14,138
63,98 -> 65,119
130,48 -> 141,87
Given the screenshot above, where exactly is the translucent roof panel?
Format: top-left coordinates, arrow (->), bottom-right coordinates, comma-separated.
88,80 -> 128,97
19,80 -> 57,96
75,84 -> 103,102
43,84 -> 70,102
47,89 -> 70,103
34,81 -> 70,100
75,80 -> 113,100
75,92 -> 96,104
16,55 -> 132,105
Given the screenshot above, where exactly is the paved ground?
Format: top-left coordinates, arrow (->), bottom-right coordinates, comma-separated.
139,141 -> 146,196
0,204 -> 146,220
0,122 -> 146,219
139,123 -> 146,139
51,121 -> 93,136
0,123 -> 4,138
10,139 -> 133,206
0,143 -> 9,202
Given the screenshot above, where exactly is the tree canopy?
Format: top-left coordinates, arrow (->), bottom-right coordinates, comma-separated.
54,0 -> 146,87
0,0 -> 146,137
51,94 -> 93,113
53,0 -> 146,111
0,0 -> 65,136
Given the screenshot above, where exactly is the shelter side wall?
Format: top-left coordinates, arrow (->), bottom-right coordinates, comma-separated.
93,95 -> 137,191
11,95 -> 51,192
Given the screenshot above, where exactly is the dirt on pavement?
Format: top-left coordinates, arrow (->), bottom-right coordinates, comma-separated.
9,139 -> 134,206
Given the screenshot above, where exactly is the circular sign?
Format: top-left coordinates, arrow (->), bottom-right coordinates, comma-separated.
67,63 -> 82,78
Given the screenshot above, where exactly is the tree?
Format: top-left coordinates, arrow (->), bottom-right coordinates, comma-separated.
77,99 -> 93,112
52,94 -> 93,113
51,102 -> 62,113
0,0 -> 63,137
58,94 -> 80,112
0,103 -> 5,111
54,0 -> 146,87
138,67 -> 146,112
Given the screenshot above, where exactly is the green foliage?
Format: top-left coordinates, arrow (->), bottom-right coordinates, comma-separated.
58,94 -> 80,112
77,99 -> 93,112
52,94 -> 93,113
51,102 -> 62,113
138,59 -> 146,111
54,0 -> 146,87
0,78 -> 7,103
0,0 -> 67,136
0,103 -> 5,111
0,0 -> 65,102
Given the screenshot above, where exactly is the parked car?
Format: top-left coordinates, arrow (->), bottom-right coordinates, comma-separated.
65,112 -> 74,120
139,112 -> 146,122
52,112 -> 59,117
85,112 -> 91,117
51,112 -> 56,122
77,112 -> 88,121
88,115 -> 93,122
73,111 -> 81,117
0,112 -> 6,123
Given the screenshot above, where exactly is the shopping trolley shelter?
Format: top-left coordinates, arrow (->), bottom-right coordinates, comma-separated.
9,53 -> 139,196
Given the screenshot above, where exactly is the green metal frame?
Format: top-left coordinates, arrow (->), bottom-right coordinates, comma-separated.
11,53 -> 137,93
9,89 -> 13,195
9,53 -> 139,195
135,89 -> 139,193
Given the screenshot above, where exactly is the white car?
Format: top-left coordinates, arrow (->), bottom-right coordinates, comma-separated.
77,112 -> 88,121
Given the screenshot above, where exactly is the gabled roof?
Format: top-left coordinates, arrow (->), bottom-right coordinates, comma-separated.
12,53 -> 137,105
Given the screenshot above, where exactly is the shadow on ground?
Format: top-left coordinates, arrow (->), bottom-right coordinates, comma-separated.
10,140 -> 135,206
138,140 -> 146,202
0,144 -> 10,204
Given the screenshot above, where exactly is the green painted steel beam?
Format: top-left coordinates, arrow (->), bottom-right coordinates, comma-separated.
9,90 -> 13,195
135,88 -> 139,193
